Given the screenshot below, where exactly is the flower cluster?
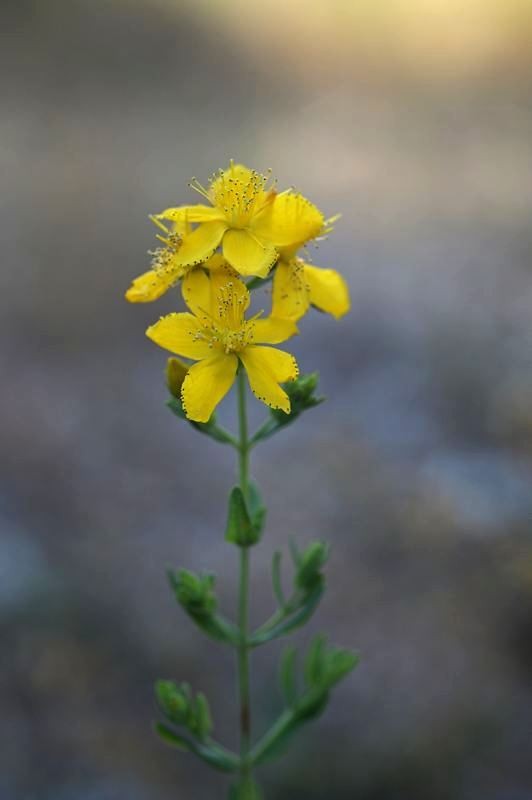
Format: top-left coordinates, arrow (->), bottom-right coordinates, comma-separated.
125,162 -> 350,422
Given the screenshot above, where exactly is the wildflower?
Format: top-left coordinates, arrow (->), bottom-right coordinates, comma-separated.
155,162 -> 328,279
146,267 -> 299,422
272,248 -> 350,321
125,221 -> 185,303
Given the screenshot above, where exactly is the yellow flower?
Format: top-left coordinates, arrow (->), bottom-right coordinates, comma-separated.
272,252 -> 350,321
155,162 -> 328,280
146,267 -> 299,422
124,216 -> 223,305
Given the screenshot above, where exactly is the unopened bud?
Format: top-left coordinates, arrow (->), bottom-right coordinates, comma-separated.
166,357 -> 188,398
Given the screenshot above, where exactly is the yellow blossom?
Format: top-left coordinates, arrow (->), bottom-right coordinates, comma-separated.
155,162 -> 329,280
272,251 -> 350,321
146,267 -> 299,422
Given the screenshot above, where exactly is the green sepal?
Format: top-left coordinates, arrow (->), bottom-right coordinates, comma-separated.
155,723 -> 239,773
168,569 -> 239,645
225,485 -> 264,547
167,397 -> 237,447
250,372 -> 325,445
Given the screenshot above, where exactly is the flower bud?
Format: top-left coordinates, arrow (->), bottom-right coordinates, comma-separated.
156,680 -> 189,724
170,569 -> 217,618
166,357 -> 189,398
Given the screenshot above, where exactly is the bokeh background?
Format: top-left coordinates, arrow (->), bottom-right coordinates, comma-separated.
2,0 -> 532,797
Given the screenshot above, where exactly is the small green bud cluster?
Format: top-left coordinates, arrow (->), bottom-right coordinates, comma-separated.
168,569 -> 239,645
250,372 -> 324,445
170,568 -> 217,619
156,680 -> 212,741
293,540 -> 329,595
271,371 -> 324,423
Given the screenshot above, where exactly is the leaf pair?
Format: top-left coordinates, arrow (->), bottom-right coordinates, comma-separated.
225,483 -> 266,547
250,540 -> 329,646
251,637 -> 359,766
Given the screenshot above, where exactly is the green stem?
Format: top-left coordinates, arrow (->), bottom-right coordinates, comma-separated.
236,368 -> 253,787
248,708 -> 295,766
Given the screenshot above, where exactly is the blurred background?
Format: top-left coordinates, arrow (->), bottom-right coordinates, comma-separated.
2,0 -> 532,797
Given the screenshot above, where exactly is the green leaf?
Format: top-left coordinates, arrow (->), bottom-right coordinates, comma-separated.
279,646 -> 298,707
271,551 -> 286,608
155,722 -> 190,751
295,541 -> 329,593
322,648 -> 360,690
167,569 -> 239,645
250,584 -> 324,646
246,481 -> 267,537
304,635 -> 326,688
225,486 -> 261,547
194,692 -> 213,741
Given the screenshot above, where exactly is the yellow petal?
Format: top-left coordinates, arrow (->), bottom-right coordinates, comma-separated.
181,267 -> 211,321
157,205 -> 225,225
146,313 -> 213,360
173,220 -> 228,267
272,259 -> 310,321
125,269 -> 178,303
181,353 -> 238,422
253,191 -> 325,248
222,229 -> 277,278
303,264 -> 351,319
251,316 -> 298,344
239,345 -> 298,414
204,253 -> 230,272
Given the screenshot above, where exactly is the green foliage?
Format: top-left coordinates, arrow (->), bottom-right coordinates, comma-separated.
168,569 -> 239,645
155,682 -> 239,773
250,637 -> 360,766
225,483 -> 266,547
250,372 -> 325,445
250,539 -> 329,646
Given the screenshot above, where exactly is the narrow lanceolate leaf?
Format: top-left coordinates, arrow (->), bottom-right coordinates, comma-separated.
194,692 -> 213,741
280,646 -> 298,707
304,635 -> 327,687
246,481 -> 267,537
250,584 -> 324,646
155,722 -> 189,751
155,724 -> 239,773
271,550 -> 286,608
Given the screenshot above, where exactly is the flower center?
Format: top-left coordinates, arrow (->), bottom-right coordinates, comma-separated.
192,280 -> 258,354
189,163 -> 276,229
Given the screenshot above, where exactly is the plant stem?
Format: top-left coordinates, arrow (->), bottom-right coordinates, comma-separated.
236,368 -> 253,787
